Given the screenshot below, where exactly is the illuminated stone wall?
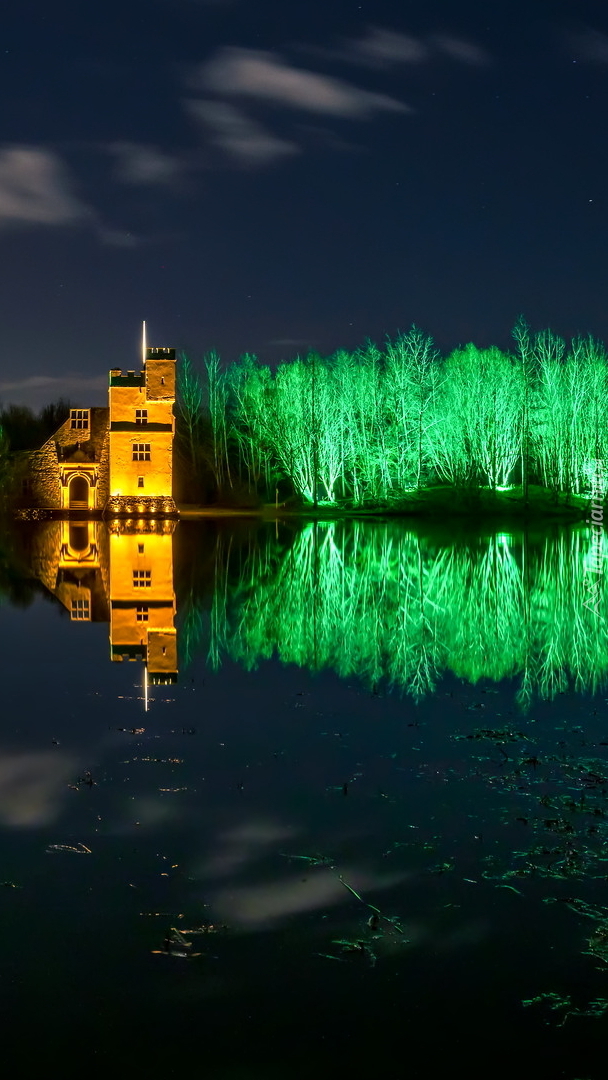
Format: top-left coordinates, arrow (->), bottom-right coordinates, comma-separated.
17,346 -> 176,516
27,519 -> 178,685
109,528 -> 177,681
108,350 -> 176,513
18,443 -> 62,508
16,409 -> 109,511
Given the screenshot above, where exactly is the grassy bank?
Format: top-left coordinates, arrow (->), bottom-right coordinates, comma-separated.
178,485 -> 592,522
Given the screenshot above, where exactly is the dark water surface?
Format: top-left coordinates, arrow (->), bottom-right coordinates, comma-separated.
1,517 -> 607,1077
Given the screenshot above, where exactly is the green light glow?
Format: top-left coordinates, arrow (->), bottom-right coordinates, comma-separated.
177,323 -> 608,506
182,521 -> 608,703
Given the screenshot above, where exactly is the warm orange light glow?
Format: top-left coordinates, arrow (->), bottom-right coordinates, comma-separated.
108,341 -> 176,513
109,528 -> 177,684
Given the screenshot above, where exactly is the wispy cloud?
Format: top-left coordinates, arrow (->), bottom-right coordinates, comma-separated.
197,47 -> 409,117
301,25 -> 490,70
342,26 -> 429,67
569,27 -> 608,62
0,147 -> 88,228
107,142 -> 184,185
97,227 -> 140,247
185,99 -> 299,164
0,145 -> 144,246
0,374 -> 106,409
430,34 -> 490,66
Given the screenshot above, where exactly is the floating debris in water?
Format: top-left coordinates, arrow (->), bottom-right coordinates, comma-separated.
453,727 -> 526,743
140,912 -> 185,918
279,853 -> 335,867
46,843 -> 91,855
330,938 -> 377,966
428,859 -> 455,875
337,875 -> 405,935
152,922 -> 228,959
152,926 -> 202,959
522,991 -> 608,1025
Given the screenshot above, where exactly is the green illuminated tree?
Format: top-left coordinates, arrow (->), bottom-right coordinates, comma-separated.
176,354 -> 204,473
431,344 -> 523,490
172,319 -> 608,510
531,332 -> 608,498
206,350 -> 232,490
512,316 -> 535,501
381,328 -> 441,492
193,521 -> 608,704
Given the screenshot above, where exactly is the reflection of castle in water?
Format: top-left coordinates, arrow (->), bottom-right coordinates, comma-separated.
31,519 -> 178,687
25,516 -> 608,706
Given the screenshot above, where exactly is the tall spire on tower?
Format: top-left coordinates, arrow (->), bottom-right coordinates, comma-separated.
142,320 -> 146,366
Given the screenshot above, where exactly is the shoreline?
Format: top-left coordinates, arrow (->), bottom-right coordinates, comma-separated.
10,486 -> 593,524
179,486 -> 591,523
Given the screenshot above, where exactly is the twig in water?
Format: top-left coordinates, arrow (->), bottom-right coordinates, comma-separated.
337,875 -> 404,934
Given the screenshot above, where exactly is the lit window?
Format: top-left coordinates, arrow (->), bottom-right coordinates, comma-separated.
138,476 -> 144,488
71,597 -> 90,620
136,605 -> 149,622
133,570 -> 151,587
70,409 -> 89,431
132,443 -> 151,461
135,409 -> 148,425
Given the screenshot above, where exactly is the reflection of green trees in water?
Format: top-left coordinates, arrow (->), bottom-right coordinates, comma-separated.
190,522 -> 608,703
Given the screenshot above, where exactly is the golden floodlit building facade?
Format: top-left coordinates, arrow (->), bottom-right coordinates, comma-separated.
27,518 -> 178,690
18,333 -> 178,517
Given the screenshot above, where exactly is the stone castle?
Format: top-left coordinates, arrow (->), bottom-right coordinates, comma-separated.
28,518 -> 178,688
19,341 -> 177,516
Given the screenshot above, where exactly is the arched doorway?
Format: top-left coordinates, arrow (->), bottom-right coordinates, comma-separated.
69,475 -> 89,511
68,523 -> 89,553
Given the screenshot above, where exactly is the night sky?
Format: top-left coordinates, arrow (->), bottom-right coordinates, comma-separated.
2,0 -> 608,408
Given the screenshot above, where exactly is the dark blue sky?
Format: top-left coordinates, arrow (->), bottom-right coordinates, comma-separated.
1,0 -> 608,407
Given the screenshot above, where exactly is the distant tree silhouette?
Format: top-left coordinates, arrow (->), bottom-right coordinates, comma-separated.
0,398 -> 72,451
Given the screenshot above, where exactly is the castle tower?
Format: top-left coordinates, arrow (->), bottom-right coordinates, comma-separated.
106,339 -> 177,517
108,523 -> 178,686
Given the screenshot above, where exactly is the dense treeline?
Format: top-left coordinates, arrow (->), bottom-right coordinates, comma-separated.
0,400 -> 72,453
176,320 -> 608,507
0,400 -> 72,508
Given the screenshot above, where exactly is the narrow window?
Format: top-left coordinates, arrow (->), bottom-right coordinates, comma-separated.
133,569 -> 152,587
132,443 -> 151,461
135,409 -> 148,425
161,377 -> 165,385
70,409 -> 89,431
136,605 -> 149,622
138,543 -> 144,554
138,476 -> 144,488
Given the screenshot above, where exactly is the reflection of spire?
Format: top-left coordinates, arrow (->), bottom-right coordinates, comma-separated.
108,518 -> 178,707
142,319 -> 146,367
27,517 -> 178,710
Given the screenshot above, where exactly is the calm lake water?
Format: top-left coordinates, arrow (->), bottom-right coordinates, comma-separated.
1,516 -> 607,1077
